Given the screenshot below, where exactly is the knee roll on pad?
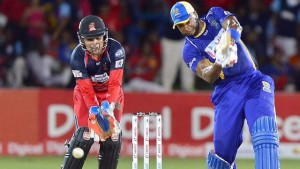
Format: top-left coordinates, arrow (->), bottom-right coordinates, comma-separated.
61,127 -> 94,169
252,116 -> 280,169
207,150 -> 235,169
98,133 -> 122,169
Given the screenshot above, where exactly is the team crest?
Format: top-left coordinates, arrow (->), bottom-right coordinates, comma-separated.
89,22 -> 96,31
262,81 -> 271,93
115,59 -> 124,68
83,131 -> 91,140
210,20 -> 220,29
173,8 -> 180,16
102,63 -> 108,71
111,133 -> 119,142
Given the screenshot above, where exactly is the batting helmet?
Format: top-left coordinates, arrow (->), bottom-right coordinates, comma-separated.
77,15 -> 108,50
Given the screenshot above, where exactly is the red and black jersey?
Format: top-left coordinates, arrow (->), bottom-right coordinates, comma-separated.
70,38 -> 125,108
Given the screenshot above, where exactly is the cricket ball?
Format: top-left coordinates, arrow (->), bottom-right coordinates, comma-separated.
72,147 -> 84,159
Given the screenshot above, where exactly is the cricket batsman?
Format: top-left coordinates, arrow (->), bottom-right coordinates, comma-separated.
60,15 -> 125,169
170,1 -> 280,169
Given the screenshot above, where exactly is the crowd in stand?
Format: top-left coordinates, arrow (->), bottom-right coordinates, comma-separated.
0,0 -> 299,92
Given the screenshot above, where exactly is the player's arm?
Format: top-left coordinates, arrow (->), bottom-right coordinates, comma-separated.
196,59 -> 222,84
222,16 -> 242,42
107,69 -> 123,103
211,15 -> 240,69
106,46 -> 125,105
71,46 -> 99,108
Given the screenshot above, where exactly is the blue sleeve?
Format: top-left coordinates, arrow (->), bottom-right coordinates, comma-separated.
206,7 -> 234,26
182,40 -> 205,74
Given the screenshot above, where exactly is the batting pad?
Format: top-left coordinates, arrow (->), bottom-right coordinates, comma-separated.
98,132 -> 122,169
252,116 -> 280,169
207,150 -> 235,169
61,127 -> 94,169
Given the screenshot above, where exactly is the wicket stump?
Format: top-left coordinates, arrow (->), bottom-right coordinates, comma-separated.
132,112 -> 162,169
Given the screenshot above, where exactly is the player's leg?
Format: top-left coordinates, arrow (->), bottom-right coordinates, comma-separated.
207,150 -> 236,169
98,132 -> 122,169
60,86 -> 93,169
60,127 -> 94,169
245,74 -> 280,169
96,91 -> 123,169
207,87 -> 246,168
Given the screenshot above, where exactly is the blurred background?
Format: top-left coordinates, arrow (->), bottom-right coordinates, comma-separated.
0,0 -> 300,91
0,0 -> 300,168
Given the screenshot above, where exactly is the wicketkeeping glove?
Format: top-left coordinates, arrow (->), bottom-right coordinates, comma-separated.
88,100 -> 121,142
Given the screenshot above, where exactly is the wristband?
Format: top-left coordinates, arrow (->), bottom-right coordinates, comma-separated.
228,28 -> 241,42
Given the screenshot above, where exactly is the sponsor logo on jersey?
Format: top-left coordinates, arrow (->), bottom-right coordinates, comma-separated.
115,59 -> 124,68
72,70 -> 83,77
83,131 -> 90,140
115,49 -> 124,58
224,11 -> 230,15
205,29 -> 225,59
262,81 -> 271,93
210,20 -> 220,29
188,58 -> 196,69
91,72 -> 109,83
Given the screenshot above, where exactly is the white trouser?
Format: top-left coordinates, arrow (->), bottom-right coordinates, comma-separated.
7,57 -> 27,87
161,38 -> 195,92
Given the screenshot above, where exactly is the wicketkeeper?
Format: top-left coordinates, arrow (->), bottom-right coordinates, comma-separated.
60,15 -> 125,169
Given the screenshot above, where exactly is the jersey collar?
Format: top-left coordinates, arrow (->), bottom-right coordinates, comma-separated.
194,20 -> 206,38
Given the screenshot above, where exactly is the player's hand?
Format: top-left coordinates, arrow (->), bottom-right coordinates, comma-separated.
88,101 -> 121,142
100,100 -> 121,137
215,31 -> 238,68
224,42 -> 238,67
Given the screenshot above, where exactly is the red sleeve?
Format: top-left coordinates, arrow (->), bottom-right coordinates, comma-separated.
107,69 -> 124,103
76,79 -> 99,108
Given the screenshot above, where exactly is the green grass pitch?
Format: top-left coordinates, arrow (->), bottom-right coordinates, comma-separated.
0,156 -> 299,169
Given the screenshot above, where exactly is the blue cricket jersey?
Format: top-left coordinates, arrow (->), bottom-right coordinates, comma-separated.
181,7 -> 278,165
182,7 -> 257,81
178,7 -> 278,169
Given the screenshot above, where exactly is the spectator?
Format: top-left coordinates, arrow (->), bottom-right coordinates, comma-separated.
288,41 -> 300,91
268,0 -> 300,62
26,41 -> 70,87
238,0 -> 271,67
260,47 -> 293,90
124,36 -> 165,92
159,4 -> 195,92
21,0 -> 47,50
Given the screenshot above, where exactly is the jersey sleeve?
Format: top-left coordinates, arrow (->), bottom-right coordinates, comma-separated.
183,39 -> 206,74
70,45 -> 99,108
206,7 -> 234,26
70,46 -> 90,80
107,42 -> 126,104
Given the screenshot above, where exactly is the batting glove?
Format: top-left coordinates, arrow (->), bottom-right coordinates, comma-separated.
220,42 -> 238,68
215,30 -> 238,68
